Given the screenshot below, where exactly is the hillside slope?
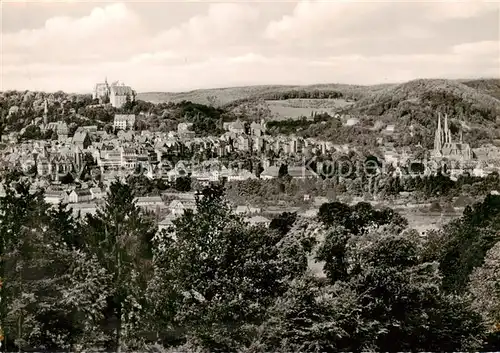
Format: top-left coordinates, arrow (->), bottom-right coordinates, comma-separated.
349,79 -> 500,125
461,79 -> 500,101
137,83 -> 392,106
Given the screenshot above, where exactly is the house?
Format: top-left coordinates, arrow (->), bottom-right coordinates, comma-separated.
384,125 -> 396,134
177,123 -> 195,137
109,83 -> 135,108
135,196 -> 165,210
250,120 -> 266,136
89,187 -> 104,200
68,189 -> 92,203
114,114 -> 136,131
72,130 -> 91,149
245,215 -> 271,227
45,190 -> 68,205
227,120 -> 245,134
68,202 -> 98,217
260,165 -> 280,179
227,169 -> 256,181
235,205 -> 262,215
169,199 -> 197,216
158,214 -> 178,232
288,166 -> 317,179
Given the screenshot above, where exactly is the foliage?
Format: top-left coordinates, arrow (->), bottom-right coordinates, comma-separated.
174,176 -> 191,192
83,180 -> 156,351
318,201 -> 408,235
269,212 -> 297,236
0,174 -> 496,351
150,185 -> 309,351
430,195 -> 500,293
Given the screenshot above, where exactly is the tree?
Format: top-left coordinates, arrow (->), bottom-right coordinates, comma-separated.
316,226 -> 485,351
60,172 -> 74,185
83,180 -> 156,352
269,212 -> 297,236
21,125 -> 41,140
435,195 -> 500,293
174,176 -> 191,192
150,185 -> 309,351
470,241 -> 500,349
0,183 -> 87,351
318,201 -> 407,235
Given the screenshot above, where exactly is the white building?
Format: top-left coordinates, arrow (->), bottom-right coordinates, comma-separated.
114,114 -> 136,131
109,83 -> 135,108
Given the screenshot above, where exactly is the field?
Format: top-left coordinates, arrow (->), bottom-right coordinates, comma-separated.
136,83 -> 389,106
265,98 -> 353,120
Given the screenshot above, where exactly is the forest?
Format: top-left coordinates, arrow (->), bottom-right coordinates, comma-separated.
1,170 -> 500,352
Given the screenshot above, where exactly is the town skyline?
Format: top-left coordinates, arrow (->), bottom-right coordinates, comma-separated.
2,0 -> 499,93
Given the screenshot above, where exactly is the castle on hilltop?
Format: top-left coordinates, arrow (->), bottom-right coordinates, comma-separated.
92,78 -> 135,109
431,112 -> 472,161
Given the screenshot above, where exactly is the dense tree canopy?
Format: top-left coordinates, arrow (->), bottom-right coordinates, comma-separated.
0,177 -> 499,352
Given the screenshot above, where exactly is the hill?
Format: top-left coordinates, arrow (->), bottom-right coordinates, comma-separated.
137,78 -> 500,148
137,83 -> 392,106
461,78 -> 500,101
348,79 -> 500,126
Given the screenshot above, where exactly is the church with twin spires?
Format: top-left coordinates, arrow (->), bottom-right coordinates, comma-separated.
431,112 -> 472,161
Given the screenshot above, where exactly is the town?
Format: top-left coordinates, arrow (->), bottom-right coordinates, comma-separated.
2,1 -> 500,351
1,79 -> 499,234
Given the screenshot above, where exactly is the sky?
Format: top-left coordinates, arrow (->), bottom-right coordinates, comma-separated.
1,0 -> 499,93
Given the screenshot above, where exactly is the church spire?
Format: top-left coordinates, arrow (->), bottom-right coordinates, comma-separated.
434,112 -> 442,151
444,113 -> 450,143
43,99 -> 48,126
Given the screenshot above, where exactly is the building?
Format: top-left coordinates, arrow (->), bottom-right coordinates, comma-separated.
45,190 -> 68,205
169,199 -> 197,216
68,189 -> 92,203
109,83 -> 135,108
158,214 -> 178,232
135,196 -> 165,211
177,123 -> 195,138
45,121 -> 69,140
226,120 -> 245,134
250,120 -> 266,137
245,215 -> 271,227
260,165 -> 280,179
72,130 -> 91,149
432,112 -> 472,161
93,78 -> 110,103
114,114 -> 136,131
89,187 -> 104,200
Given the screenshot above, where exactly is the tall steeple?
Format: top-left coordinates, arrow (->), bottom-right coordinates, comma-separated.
43,99 -> 48,126
444,113 -> 450,143
434,112 -> 442,151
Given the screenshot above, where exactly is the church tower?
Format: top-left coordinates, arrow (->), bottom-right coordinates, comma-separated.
443,113 -> 451,144
434,112 -> 443,151
43,99 -> 48,126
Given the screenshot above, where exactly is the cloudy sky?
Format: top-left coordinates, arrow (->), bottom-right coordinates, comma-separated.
2,0 -> 499,93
